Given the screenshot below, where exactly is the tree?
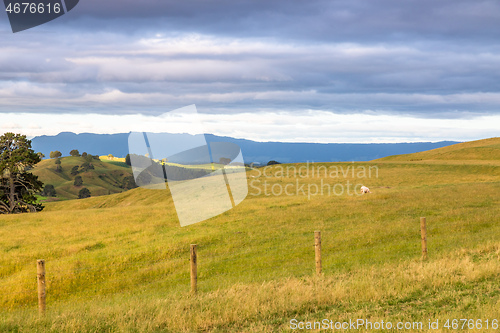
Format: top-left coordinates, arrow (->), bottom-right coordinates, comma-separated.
70,149 -> 80,157
70,165 -> 79,176
125,154 -> 131,166
0,133 -> 44,214
37,152 -> 45,159
81,152 -> 88,158
219,157 -> 231,165
78,187 -> 91,199
80,161 -> 94,172
74,175 -> 83,186
49,151 -> 62,159
122,176 -> 137,190
267,160 -> 281,166
54,158 -> 62,173
41,184 -> 57,197
108,154 -> 113,160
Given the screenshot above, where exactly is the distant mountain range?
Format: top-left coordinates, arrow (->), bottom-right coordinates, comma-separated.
31,132 -> 459,164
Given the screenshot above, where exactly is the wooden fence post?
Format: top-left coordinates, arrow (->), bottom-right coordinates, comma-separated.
314,231 -> 322,275
420,217 -> 428,261
36,259 -> 46,315
190,244 -> 197,293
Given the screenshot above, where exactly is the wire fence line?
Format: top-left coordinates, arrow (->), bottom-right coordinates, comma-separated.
0,232 -> 323,311
1,219 -> 429,314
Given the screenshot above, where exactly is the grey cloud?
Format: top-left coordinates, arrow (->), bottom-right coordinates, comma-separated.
45,0 -> 500,43
1,0 -> 500,119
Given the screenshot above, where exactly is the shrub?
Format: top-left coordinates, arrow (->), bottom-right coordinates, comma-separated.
70,149 -> 80,157
80,162 -> 94,172
78,188 -> 91,199
122,176 -> 138,190
41,184 -> 56,197
49,151 -> 62,159
70,165 -> 79,176
74,176 -> 83,186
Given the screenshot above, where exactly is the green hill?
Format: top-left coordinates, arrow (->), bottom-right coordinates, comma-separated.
1,139 -> 499,332
31,156 -> 135,200
375,137 -> 500,162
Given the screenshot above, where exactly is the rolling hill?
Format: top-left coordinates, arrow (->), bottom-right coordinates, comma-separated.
375,137 -> 500,162
0,137 -> 499,332
31,131 -> 460,164
31,156 -> 135,200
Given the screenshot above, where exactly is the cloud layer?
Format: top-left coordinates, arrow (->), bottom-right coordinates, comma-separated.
1,111 -> 498,144
1,0 -> 499,141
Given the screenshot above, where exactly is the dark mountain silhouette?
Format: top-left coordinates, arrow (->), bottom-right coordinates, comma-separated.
31,132 -> 459,164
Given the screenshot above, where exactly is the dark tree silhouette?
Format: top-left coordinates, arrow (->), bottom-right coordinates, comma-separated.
0,133 -> 44,214
78,188 -> 91,199
70,165 -> 79,176
219,157 -> 232,165
74,176 -> 83,186
42,184 -> 57,197
49,151 -> 62,159
70,149 -> 80,157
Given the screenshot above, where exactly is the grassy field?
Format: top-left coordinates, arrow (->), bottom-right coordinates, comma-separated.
376,137 -> 500,163
32,156 -> 134,200
0,138 -> 499,332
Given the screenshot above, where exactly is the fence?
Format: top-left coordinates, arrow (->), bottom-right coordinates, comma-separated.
24,217 -> 429,315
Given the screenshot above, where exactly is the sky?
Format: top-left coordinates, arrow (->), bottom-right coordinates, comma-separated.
0,0 -> 499,143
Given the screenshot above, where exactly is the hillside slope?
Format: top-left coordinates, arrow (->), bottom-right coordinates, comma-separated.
375,137 -> 500,162
31,131 -> 460,163
1,158 -> 499,332
2,139 -> 499,332
31,156 -> 135,200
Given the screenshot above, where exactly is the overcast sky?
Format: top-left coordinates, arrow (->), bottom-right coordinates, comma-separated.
1,0 -> 499,142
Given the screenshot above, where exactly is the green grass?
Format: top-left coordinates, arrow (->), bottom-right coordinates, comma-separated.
377,137 -> 500,162
33,156 -> 134,200
0,138 -> 499,332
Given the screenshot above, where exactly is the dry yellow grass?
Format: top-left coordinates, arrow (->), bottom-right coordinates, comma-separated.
0,138 -> 499,332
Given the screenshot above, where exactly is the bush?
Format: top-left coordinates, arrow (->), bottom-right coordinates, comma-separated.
219,157 -> 231,165
78,188 -> 91,199
80,162 -> 94,172
70,165 -> 79,176
267,160 -> 281,166
70,149 -> 80,157
41,184 -> 56,197
49,151 -> 62,159
122,176 -> 138,190
74,176 -> 83,186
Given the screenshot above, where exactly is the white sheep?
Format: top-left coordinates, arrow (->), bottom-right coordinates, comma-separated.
360,186 -> 371,194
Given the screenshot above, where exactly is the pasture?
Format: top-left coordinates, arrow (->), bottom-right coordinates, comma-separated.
0,138 -> 499,332
32,156 -> 134,200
